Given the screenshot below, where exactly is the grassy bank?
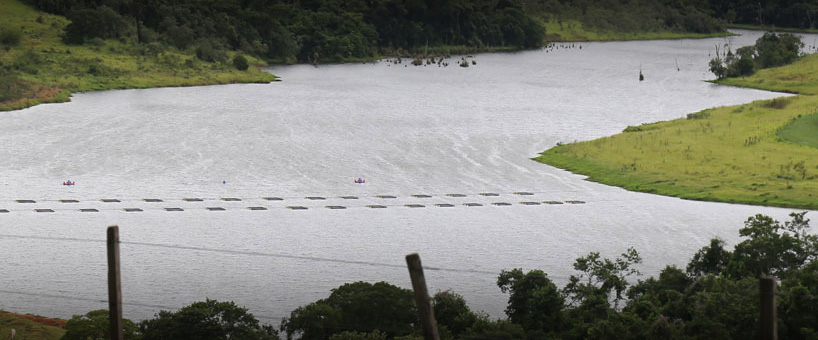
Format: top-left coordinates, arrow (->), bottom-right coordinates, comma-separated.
0,311 -> 65,340
727,24 -> 818,35
0,0 -> 276,112
542,19 -> 731,42
715,53 -> 818,95
535,53 -> 818,209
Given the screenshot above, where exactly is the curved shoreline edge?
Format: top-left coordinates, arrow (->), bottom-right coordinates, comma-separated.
534,54 -> 818,210
0,72 -> 278,112
0,0 -> 742,113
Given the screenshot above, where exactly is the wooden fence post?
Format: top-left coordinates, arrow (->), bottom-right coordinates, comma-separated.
107,226 -> 124,340
406,253 -> 440,340
760,276 -> 777,340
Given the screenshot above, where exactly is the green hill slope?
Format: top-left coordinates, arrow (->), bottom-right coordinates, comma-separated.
0,0 -> 275,111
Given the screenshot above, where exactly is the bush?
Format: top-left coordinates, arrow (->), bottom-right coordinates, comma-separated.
329,330 -> 388,340
195,40 -> 228,63
165,24 -> 196,49
63,6 -> 132,44
0,72 -> 29,102
0,26 -> 22,46
13,50 -> 41,74
233,54 -> 249,71
709,58 -> 727,79
144,41 -> 164,56
61,310 -> 140,340
87,37 -> 105,47
762,97 -> 792,109
686,110 -> 710,120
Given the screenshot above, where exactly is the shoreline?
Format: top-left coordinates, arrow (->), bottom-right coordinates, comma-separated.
0,0 -> 758,113
535,54 -> 818,210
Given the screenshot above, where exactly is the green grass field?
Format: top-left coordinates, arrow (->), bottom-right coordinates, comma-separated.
0,311 -> 65,340
727,23 -> 818,35
716,53 -> 818,95
0,0 -> 276,111
541,19 -> 730,42
778,113 -> 818,148
535,53 -> 818,209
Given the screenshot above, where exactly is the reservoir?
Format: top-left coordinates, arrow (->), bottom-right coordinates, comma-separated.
0,30 -> 814,324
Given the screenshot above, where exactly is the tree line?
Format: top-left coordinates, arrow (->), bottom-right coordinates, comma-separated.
707,0 -> 818,29
709,32 -> 803,79
17,0 -> 818,66
21,0 -> 545,63
60,211 -> 818,340
527,0 -> 725,34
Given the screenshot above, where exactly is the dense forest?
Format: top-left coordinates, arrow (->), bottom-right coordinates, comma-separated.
6,0 -> 815,66
20,0 -> 547,63
58,212 -> 818,340
16,0 -> 797,64
708,0 -> 818,29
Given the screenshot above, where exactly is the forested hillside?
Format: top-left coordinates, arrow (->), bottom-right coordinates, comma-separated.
42,212 -> 816,340
708,0 -> 818,29
16,0 -> 755,65
14,0 -> 818,64
530,0 -> 817,33
3,0 -> 815,111
21,0 -> 546,63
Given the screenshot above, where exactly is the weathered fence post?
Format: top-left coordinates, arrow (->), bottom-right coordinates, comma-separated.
406,253 -> 440,340
760,276 -> 777,340
107,226 -> 124,340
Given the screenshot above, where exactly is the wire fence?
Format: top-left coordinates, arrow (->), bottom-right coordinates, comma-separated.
1,231 -> 552,326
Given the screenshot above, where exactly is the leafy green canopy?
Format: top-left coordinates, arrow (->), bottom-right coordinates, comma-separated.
490,212 -> 818,340
273,212 -> 818,340
138,299 -> 277,340
23,0 -> 545,62
280,281 -> 418,340
61,310 -> 139,340
708,0 -> 818,29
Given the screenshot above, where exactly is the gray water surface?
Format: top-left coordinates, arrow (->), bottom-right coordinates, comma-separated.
0,30 -> 814,324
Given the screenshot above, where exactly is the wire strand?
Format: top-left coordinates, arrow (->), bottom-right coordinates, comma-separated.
0,234 -> 499,275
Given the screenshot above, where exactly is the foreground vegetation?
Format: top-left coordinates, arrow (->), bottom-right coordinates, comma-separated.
10,212 -> 816,339
535,34 -> 818,210
0,311 -> 65,340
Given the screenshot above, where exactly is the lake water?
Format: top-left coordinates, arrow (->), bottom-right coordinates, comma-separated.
1,30 -> 815,325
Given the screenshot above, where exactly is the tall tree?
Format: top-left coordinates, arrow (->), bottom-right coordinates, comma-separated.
281,281 -> 418,340
497,268 -> 564,335
563,247 -> 642,310
727,212 -> 818,278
